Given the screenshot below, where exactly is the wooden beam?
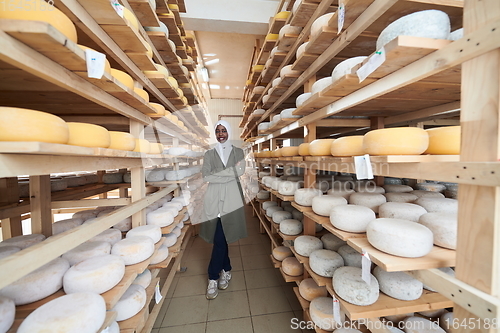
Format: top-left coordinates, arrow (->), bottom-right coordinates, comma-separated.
130,120 -> 146,227
29,175 -> 52,237
0,178 -> 22,239
315,118 -> 371,127
51,198 -> 131,209
385,101 -> 461,125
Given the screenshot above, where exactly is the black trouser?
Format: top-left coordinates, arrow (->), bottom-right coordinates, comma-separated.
208,218 -> 232,280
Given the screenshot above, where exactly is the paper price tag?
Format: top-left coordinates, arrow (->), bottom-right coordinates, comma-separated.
356,48 -> 386,82
354,154 -> 374,180
110,0 -> 124,17
85,50 -> 106,79
337,1 -> 345,34
155,281 -> 162,304
361,250 -> 372,285
332,296 -> 341,324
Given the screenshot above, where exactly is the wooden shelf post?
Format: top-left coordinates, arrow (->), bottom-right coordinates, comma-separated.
29,175 -> 52,237
130,120 -> 146,228
0,177 -> 23,239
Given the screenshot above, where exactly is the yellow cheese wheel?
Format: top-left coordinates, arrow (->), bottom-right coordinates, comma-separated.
149,103 -> 165,116
266,33 -> 279,41
0,0 -> 77,43
275,11 -> 291,19
298,143 -> 310,156
176,88 -> 184,99
331,136 -> 364,156
67,123 -> 111,148
122,7 -> 139,32
168,76 -> 179,89
261,150 -> 272,158
149,143 -> 164,154
0,107 -> 69,144
77,45 -> 111,75
179,83 -> 192,88
181,97 -> 188,105
252,65 -> 265,72
168,4 -> 179,10
110,69 -> 134,90
155,64 -> 170,77
271,149 -> 281,157
145,42 -> 153,59
363,127 -> 429,155
108,131 -> 136,151
133,139 -> 150,153
424,126 -> 460,155
281,146 -> 300,157
309,139 -> 335,156
133,87 -> 149,102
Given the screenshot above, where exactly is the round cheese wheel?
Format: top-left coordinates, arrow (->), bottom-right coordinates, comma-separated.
89,228 -> 122,245
449,28 -> 463,40
62,241 -> 111,266
272,210 -> 293,224
275,11 -> 291,19
416,182 -> 446,192
265,33 -> 279,41
149,143 -> 164,154
52,218 -> 84,235
73,209 -> 98,220
63,254 -> 125,294
172,226 -> 182,237
415,198 -> 457,213
266,206 -> 283,217
295,188 -> 323,206
311,77 -> 333,95
110,68 -> 134,90
272,77 -> 282,88
309,139 -> 335,156
278,181 -> 301,195
257,191 -> 270,200
410,190 -> 445,199
258,122 -> 271,132
385,192 -> 419,203
113,284 -> 147,321
349,192 -> 387,213
292,209 -> 303,221
311,13 -> 335,37
373,266 -> 423,301
402,316 -> 446,333
133,138 -> 151,153
439,311 -> 453,332
163,233 -> 178,247
281,257 -> 303,276
271,178 -> 283,190
333,266 -> 379,306
298,278 -> 327,301
312,195 -> 347,216
108,131 -> 136,151
310,296 -> 344,331
144,21 -> 168,35
17,292 -> 106,333
280,65 -> 302,78
0,246 -> 21,260
102,172 -> 123,184
105,321 -> 120,333
279,219 -> 303,235
296,92 -> 312,107
272,246 -> 293,261
294,235 -> 323,257
281,147 -> 300,157
0,296 -> 15,333
0,257 -> 69,305
126,225 -> 162,243
280,108 -> 300,118
330,204 -> 376,233
367,218 -> 434,258
417,309 -> 447,318
327,188 -> 355,200
149,103 -> 166,116
0,107 -> 69,144
384,313 -> 414,324
321,233 -> 346,251
419,212 -> 457,249
67,122 -> 110,148
146,169 -> 165,182
331,56 -> 368,82
133,87 -> 149,102
363,127 -> 429,155
298,143 -> 310,155
113,217 -> 132,232
378,202 -> 428,222
354,182 -> 385,193
376,10 -> 451,50
309,249 -> 344,277
133,269 -> 152,289
262,200 -> 278,210
111,236 -> 155,265
0,233 -> 45,249
150,243 -> 169,264
337,245 -> 362,268
330,136 -> 364,156
383,184 -> 414,193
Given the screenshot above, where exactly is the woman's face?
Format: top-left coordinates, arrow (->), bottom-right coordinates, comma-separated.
216,124 -> 228,143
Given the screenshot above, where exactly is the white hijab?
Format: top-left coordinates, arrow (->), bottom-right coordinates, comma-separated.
214,119 -> 233,166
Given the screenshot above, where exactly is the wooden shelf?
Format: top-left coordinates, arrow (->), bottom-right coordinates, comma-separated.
129,0 -> 161,27
167,225 -> 192,255
269,17 -> 288,35
275,34 -> 300,52
289,1 -> 320,27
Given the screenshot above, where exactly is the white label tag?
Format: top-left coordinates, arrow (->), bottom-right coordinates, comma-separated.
155,281 -> 162,304
332,296 -> 341,324
356,48 -> 386,82
354,154 -> 374,180
110,0 -> 124,17
361,250 -> 372,285
337,1 -> 345,34
84,50 -> 106,79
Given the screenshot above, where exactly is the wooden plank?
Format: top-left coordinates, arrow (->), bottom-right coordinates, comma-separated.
276,34 -> 299,52
0,178 -> 23,239
160,207 -> 187,234
76,0 -> 128,25
347,238 -> 456,272
269,17 -> 288,34
147,32 -> 178,64
293,52 -> 322,71
320,74 -> 377,97
289,2 -> 319,27
129,0 -> 161,27
101,24 -> 149,54
29,175 -> 52,237
127,52 -> 157,71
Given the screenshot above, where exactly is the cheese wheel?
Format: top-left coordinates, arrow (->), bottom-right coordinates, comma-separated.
367,218 -> 434,258
279,219 -> 303,235
67,122 -> 110,148
144,21 -> 169,36
327,188 -> 355,200
385,192 -> 419,203
280,108 -> 300,118
107,131 -> 135,151
162,232 -> 178,247
439,312 -> 453,332
410,190 -> 445,199
349,192 -> 387,213
0,107 -> 69,144
415,197 -> 457,213
295,188 -> 323,206
278,181 -> 301,195
297,143 -> 309,155
330,204 -> 376,233
272,77 -> 282,88
383,184 -> 414,193
172,226 -> 182,237
310,296 -> 345,331
168,3 -> 179,10
102,172 -> 123,184
281,146 -> 300,157
122,7 -> 139,31
17,292 -> 106,333
0,296 -> 15,333
105,321 -> 120,333
331,56 -> 368,82
146,169 -> 165,182
146,209 -> 174,228
0,0 -> 78,43
63,254 -> 125,294
296,92 -> 312,107
309,139 -> 335,156
384,314 -> 414,324
311,77 -> 333,95
294,235 -> 323,257
418,212 -> 457,249
133,138 -> 151,153
402,317 -> 447,333
416,182 -> 446,192
73,209 -> 98,220
292,209 -> 303,221
280,64 -> 302,78
113,217 -> 132,232
0,246 -> 21,260
265,33 -> 279,41
0,258 -> 69,305
311,13 -> 335,37
113,284 -> 147,321
168,76 -> 179,89
62,175 -> 85,187
110,68 -> 134,90
320,234 -> 346,253
275,11 -> 291,19
309,249 -> 344,277
363,127 -> 429,155
373,266 -> 423,301
337,245 -> 363,268
52,218 -> 84,235
417,309 -> 448,318
0,233 -> 45,249
329,136 -> 364,156
312,195 -> 347,216
62,241 -> 111,266
272,210 -> 293,223
89,228 -> 122,245
379,202 -> 428,222
354,182 -> 385,193
333,266 -> 379,306
111,236 -> 155,265
262,201 -> 277,210
298,278 -> 327,301
281,257 -> 303,276
126,225 -> 162,243
149,103 -> 166,116
272,246 -> 293,261
133,269 -> 152,288
150,243 -> 169,264
266,206 -> 283,217
133,87 -> 149,102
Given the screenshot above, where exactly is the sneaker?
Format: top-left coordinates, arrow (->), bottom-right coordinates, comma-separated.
218,270 -> 232,290
206,279 -> 218,300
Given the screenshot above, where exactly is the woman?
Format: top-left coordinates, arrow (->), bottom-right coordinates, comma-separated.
200,120 -> 247,300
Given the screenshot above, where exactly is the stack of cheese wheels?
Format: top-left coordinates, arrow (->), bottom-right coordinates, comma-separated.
309,297 -> 344,331
309,249 -> 344,277
62,241 -> 111,265
295,188 -> 323,206
330,204 -> 376,233
17,292 -> 106,333
108,131 -> 136,151
309,139 -> 335,156
281,257 -> 303,276
333,266 -> 379,306
312,195 -> 347,216
321,233 -> 346,251
373,266 -> 423,301
363,127 -> 429,155
294,235 -> 323,257
367,218 -> 434,257
378,202 -> 428,222
272,246 -> 293,261
424,126 -> 460,154
67,122 -> 111,148
63,254 -> 125,294
0,296 -> 15,333
113,284 -> 147,321
0,107 -> 69,144
418,212 -> 457,249
330,136 -> 365,156
111,236 -> 155,265
298,278 -> 328,301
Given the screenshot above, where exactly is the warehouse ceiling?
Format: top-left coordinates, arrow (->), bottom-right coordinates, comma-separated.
180,0 -> 281,99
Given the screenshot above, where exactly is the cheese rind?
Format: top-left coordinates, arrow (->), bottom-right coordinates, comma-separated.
62,241 -> 111,266
349,192 -> 387,213
298,278 -> 327,301
272,246 -> 293,261
378,202 -> 428,222
310,296 -> 344,331
373,266 -> 423,301
111,236 -> 155,265
279,219 -> 303,235
108,131 -> 136,151
333,266 -> 379,306
309,249 -> 344,277
294,235 -> 323,257
330,136 -> 364,156
418,212 -> 457,249
113,284 -> 147,321
425,126 -> 460,155
312,195 -> 347,216
321,233 -> 346,251
67,122 -> 111,148
295,188 -> 323,206
363,127 -> 429,155
281,257 -> 303,276
0,296 -> 15,333
330,204 -> 376,233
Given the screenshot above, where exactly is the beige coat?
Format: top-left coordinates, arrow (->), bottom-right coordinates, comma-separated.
199,146 -> 247,244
